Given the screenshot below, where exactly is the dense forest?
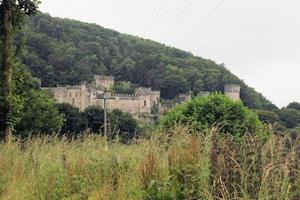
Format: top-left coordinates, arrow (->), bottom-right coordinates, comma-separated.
21,13 -> 277,110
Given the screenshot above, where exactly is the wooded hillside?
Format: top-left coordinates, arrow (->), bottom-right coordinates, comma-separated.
21,13 -> 277,110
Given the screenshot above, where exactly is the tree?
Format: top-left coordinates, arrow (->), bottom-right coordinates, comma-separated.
161,74 -> 189,99
278,108 -> 300,129
22,13 -> 278,113
110,109 -> 139,143
15,90 -> 64,136
0,63 -> 63,137
0,0 -> 39,142
112,81 -> 136,94
161,94 -> 262,136
256,110 -> 280,124
82,106 -> 104,134
287,102 -> 300,111
56,103 -> 87,135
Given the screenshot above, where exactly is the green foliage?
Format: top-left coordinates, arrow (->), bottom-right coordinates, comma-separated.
112,81 -> 136,94
2,63 -> 63,136
19,13 -> 277,110
82,106 -> 104,134
15,89 -> 64,136
161,94 -> 262,136
287,102 -> 300,110
278,108 -> 300,129
81,106 -> 139,143
256,110 -> 280,124
56,103 -> 87,135
110,109 -> 139,143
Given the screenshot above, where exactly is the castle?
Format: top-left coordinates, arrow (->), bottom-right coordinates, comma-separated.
46,75 -> 160,116
45,75 -> 240,116
224,84 -> 241,101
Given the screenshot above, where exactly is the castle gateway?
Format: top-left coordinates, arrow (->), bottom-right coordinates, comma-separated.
45,75 -> 161,115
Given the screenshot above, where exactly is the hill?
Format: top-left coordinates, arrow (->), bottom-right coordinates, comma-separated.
21,13 -> 277,110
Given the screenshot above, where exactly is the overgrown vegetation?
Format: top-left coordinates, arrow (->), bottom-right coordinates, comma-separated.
1,127 -> 300,199
162,94 -> 262,137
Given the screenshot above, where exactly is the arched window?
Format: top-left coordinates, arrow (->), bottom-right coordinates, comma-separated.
144,100 -> 147,106
72,98 -> 75,105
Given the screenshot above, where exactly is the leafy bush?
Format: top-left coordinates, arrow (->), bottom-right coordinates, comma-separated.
161,94 -> 262,136
110,109 -> 139,143
82,106 -> 105,134
8,63 -> 63,137
81,106 -> 139,143
56,103 -> 87,135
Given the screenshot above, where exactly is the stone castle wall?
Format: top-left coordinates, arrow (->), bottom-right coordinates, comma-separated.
94,75 -> 114,90
49,85 -> 88,111
46,76 -> 160,115
47,76 -> 240,115
224,84 -> 241,101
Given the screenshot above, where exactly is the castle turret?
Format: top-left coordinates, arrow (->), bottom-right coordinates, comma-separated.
94,75 -> 114,90
224,84 -> 240,101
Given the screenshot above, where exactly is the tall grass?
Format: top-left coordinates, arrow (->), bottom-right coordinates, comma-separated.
0,128 -> 300,200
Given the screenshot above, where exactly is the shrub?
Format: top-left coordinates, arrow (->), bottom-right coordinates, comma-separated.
109,109 -> 139,143
82,106 -> 104,134
161,94 -> 262,136
56,103 -> 87,135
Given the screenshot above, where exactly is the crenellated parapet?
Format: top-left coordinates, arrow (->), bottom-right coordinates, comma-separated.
224,84 -> 241,93
94,75 -> 114,81
113,93 -> 138,97
43,74 -> 162,114
135,87 -> 160,96
224,84 -> 241,101
198,91 -> 210,97
112,94 -> 139,100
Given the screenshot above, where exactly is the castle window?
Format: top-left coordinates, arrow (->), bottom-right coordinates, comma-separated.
144,100 -> 147,106
72,98 -> 75,105
76,92 -> 78,97
69,93 -> 72,98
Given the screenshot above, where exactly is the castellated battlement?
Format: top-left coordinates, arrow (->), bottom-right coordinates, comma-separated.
224,84 -> 241,93
94,75 -> 114,81
64,85 -> 86,89
135,87 -> 160,95
198,91 -> 210,97
224,84 -> 241,101
44,75 -> 161,115
112,93 -> 139,100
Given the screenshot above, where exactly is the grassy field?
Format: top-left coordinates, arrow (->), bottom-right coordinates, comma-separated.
1,127 -> 300,200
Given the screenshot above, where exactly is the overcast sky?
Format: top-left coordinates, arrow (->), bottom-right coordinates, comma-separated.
40,0 -> 300,108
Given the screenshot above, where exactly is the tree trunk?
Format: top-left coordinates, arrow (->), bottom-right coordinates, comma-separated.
0,1 -> 13,143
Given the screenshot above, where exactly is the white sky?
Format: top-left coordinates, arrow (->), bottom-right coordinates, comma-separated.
39,0 -> 300,108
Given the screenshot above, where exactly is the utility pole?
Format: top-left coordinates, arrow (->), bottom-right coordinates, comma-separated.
97,94 -> 119,139
103,96 -> 107,138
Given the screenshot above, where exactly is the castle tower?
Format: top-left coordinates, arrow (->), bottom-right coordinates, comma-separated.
135,87 -> 160,113
94,75 -> 114,90
224,84 -> 240,101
